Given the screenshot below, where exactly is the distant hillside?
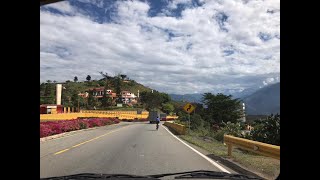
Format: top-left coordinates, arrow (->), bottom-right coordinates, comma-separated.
169,83 -> 280,115
41,79 -> 152,94
229,88 -> 260,99
242,83 -> 280,115
118,80 -> 152,95
169,88 -> 260,103
40,78 -> 152,105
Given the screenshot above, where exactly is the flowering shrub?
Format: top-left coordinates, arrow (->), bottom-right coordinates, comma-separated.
40,118 -> 120,138
40,124 -> 53,138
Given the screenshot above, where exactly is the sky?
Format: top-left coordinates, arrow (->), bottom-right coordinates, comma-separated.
40,0 -> 280,95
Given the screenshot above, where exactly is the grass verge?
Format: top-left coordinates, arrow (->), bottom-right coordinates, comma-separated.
179,131 -> 280,180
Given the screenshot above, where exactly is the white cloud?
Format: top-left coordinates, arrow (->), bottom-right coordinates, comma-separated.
40,0 -> 280,94
262,76 -> 280,86
42,1 -> 76,14
167,0 -> 193,9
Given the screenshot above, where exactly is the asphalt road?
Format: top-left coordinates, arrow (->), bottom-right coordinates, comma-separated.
40,122 -> 235,178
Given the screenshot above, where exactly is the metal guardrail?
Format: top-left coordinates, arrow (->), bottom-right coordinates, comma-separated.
164,122 -> 186,135
224,135 -> 280,160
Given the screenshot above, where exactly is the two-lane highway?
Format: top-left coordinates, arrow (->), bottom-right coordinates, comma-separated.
40,122 -> 234,178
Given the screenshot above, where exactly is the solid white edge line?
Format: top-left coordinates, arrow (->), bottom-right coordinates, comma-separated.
161,124 -> 231,174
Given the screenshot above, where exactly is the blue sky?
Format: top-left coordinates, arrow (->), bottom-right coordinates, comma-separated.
40,0 -> 280,94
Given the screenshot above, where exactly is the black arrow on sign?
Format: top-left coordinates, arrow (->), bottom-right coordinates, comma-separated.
187,104 -> 192,111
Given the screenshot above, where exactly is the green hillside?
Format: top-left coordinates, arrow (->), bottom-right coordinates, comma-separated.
40,76 -> 152,106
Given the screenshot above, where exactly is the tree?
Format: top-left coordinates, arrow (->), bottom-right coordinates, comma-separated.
99,71 -> 113,90
74,76 -> 78,82
250,114 -> 280,145
140,91 -> 169,111
42,82 -> 55,104
86,75 -> 91,81
77,96 -> 86,109
87,91 -> 98,109
97,80 -> 106,87
159,92 -> 171,103
99,72 -> 112,82
193,103 -> 205,116
113,75 -> 122,103
190,114 -> 204,130
101,89 -> 110,108
161,102 -> 174,115
71,92 -> 79,107
202,93 -> 243,125
120,74 -> 127,80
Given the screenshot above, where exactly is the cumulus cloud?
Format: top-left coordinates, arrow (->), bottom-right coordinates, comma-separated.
40,0 -> 280,94
42,0 -> 76,15
263,76 -> 280,86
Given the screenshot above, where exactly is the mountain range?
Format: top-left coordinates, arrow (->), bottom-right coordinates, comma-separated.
169,82 -> 280,115
242,83 -> 280,115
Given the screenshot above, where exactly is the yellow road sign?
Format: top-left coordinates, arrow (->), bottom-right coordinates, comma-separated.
183,103 -> 195,114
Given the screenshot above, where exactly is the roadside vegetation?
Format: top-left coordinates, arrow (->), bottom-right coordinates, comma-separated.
172,93 -> 280,179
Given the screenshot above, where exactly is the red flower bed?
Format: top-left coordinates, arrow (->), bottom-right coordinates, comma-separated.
40,118 -> 120,138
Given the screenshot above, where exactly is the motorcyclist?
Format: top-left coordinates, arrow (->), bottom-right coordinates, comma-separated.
156,116 -> 160,130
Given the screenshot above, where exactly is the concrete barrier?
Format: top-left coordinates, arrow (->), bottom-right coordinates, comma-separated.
41,110 -> 177,121
40,112 -> 148,121
163,121 -> 186,135
224,135 -> 280,160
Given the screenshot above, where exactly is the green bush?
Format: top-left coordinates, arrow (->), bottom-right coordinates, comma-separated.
210,121 -> 243,142
177,111 -> 189,122
213,130 -> 225,142
221,121 -> 243,137
250,114 -> 280,145
190,114 -> 204,130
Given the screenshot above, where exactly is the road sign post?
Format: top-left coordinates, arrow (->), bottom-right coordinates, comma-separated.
188,113 -> 190,132
183,103 -> 196,133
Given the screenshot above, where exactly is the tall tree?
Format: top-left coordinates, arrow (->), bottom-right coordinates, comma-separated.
202,93 -> 243,124
161,102 -> 175,115
99,71 -> 112,90
101,89 -> 108,107
87,91 -> 97,109
86,75 -> 91,81
71,91 -> 79,107
114,75 -> 122,103
42,82 -> 55,104
74,76 -> 78,82
140,91 -> 169,111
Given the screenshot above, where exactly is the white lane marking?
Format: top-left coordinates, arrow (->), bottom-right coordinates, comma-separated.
161,124 -> 231,174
